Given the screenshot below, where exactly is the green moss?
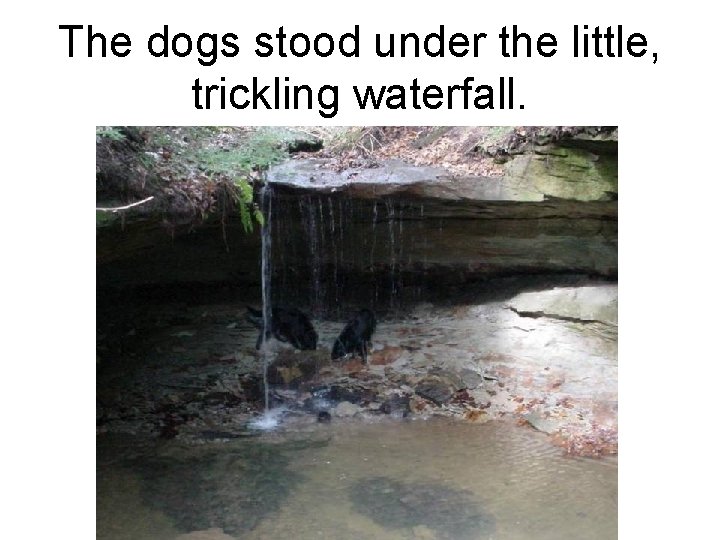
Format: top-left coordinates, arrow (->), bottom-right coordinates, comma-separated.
594,153 -> 619,185
506,145 -> 617,201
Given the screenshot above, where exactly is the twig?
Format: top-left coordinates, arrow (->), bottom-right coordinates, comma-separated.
96,196 -> 154,213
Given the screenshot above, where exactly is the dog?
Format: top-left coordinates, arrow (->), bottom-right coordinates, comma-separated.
246,306 -> 318,351
331,309 -> 376,363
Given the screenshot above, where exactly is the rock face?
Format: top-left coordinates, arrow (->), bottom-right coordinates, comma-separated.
507,285 -> 618,325
97,131 -> 617,302
260,131 -> 617,312
269,189 -> 616,278
268,130 -> 617,203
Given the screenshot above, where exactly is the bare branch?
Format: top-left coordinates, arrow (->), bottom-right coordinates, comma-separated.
96,196 -> 154,213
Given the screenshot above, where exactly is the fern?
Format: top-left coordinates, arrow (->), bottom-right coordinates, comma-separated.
232,177 -> 264,233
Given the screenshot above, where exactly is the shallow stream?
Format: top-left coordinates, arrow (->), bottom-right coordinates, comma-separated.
97,418 -> 617,540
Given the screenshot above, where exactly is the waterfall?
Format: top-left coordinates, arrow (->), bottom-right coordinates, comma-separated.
385,199 -> 397,305
260,183 -> 273,412
300,196 -> 322,314
328,197 -> 340,308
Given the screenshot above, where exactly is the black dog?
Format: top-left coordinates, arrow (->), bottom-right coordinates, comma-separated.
246,306 -> 318,351
331,309 -> 377,363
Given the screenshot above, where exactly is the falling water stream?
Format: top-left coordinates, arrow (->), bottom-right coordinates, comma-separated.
259,183 -> 273,416
268,192 -> 461,316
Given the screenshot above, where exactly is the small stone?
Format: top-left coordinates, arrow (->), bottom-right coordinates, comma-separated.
317,411 -> 331,423
334,401 -> 360,417
409,396 -> 429,413
415,375 -> 456,404
370,345 -> 404,365
458,368 -> 484,390
524,412 -> 562,434
380,394 -> 410,415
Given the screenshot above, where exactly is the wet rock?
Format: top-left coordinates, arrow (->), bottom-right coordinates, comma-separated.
302,395 -> 331,414
385,369 -> 413,386
317,411 -> 331,423
269,159 -> 448,195
409,396 -> 431,413
415,375 -> 457,405
199,392 -> 242,407
334,401 -> 361,418
380,394 -> 410,415
239,375 -> 264,404
458,368 -> 485,390
267,364 -> 304,386
349,476 -> 495,540
370,345 -> 404,365
329,384 -> 377,404
428,368 -> 464,389
523,412 -> 562,434
463,409 -> 489,422
551,424 -> 619,457
450,389 -> 477,407
338,357 -> 365,373
348,371 -> 384,383
266,350 -> 330,388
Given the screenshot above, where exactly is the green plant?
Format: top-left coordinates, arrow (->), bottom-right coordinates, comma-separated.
231,177 -> 265,233
97,127 -> 290,234
96,126 -> 126,141
195,135 -> 287,175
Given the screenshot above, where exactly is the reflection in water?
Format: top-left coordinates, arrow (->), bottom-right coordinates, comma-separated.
349,476 -> 495,539
97,419 -> 617,540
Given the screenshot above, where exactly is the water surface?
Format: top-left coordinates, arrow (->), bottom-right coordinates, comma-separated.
97,419 -> 617,540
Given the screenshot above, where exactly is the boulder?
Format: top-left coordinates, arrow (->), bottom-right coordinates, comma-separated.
507,285 -> 618,325
334,401 -> 361,417
415,375 -> 458,405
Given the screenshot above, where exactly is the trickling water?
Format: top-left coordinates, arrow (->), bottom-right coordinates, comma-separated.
260,183 -> 273,412
371,201 -> 380,303
385,199 -> 397,304
327,198 -> 340,307
397,206 -> 404,296
300,196 -> 322,313
328,197 -> 335,235
248,405 -> 286,431
370,201 -> 378,269
338,198 -> 345,270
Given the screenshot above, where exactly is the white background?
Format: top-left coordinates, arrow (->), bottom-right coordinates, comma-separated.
3,0 -> 718,538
